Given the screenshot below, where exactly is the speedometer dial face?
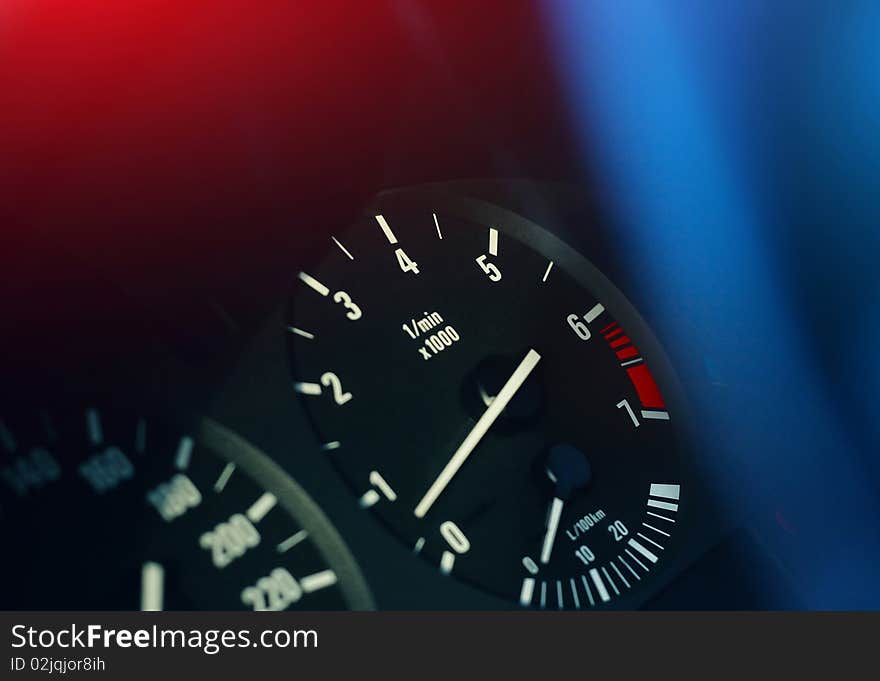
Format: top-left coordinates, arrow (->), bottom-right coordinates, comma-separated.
0,405 -> 374,611
288,190 -> 694,609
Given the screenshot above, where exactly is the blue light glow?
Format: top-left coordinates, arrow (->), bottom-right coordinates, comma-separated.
544,0 -> 880,608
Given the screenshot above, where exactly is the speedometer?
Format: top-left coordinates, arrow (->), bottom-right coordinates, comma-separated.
0,404 -> 374,611
287,185 -> 702,609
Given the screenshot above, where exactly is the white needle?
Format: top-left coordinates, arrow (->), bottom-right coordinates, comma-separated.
414,348 -> 542,518
540,497 -> 564,564
140,561 -> 164,612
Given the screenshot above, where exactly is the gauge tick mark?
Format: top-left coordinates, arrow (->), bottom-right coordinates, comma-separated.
584,303 -> 604,323
647,499 -> 678,512
440,551 -> 455,575
625,549 -> 649,572
214,463 -> 236,493
581,574 -> 596,607
294,382 -> 323,396
298,272 -> 330,297
636,532 -> 664,551
611,561 -> 631,589
246,492 -> 277,523
570,578 -> 581,609
522,556 -> 539,575
650,483 -> 680,500
288,326 -> 316,340
618,554 -> 641,581
375,215 -> 398,244
628,538 -> 659,563
277,530 -> 309,554
140,561 -> 164,612
86,408 -> 103,446
175,437 -> 194,471
331,236 -> 355,260
520,578 -> 536,606
488,228 -> 499,257
602,567 -> 620,596
300,569 -> 338,593
590,569 -> 611,603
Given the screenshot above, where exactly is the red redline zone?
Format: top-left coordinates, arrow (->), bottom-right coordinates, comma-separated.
602,322 -> 666,409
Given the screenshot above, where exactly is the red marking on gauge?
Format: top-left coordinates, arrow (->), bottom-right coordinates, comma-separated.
616,346 -> 639,360
610,335 -> 631,348
601,322 -> 618,334
625,364 -> 665,409
604,327 -> 624,340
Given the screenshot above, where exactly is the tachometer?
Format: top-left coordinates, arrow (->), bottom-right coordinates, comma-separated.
287,186 -> 699,609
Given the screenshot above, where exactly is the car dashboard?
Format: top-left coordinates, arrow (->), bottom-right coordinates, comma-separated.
2,1 -> 879,612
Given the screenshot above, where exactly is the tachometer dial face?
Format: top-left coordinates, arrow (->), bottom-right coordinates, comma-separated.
0,405 -> 374,610
288,191 -> 694,609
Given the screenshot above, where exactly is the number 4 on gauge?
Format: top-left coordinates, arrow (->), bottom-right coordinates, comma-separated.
395,249 -> 420,274
375,215 -> 420,275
